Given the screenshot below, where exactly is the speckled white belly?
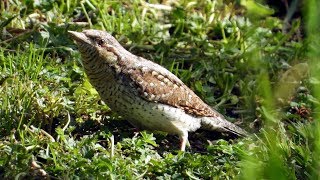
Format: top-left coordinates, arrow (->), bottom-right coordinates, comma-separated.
99,82 -> 201,135
127,101 -> 201,134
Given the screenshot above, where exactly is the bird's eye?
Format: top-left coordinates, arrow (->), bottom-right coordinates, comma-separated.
97,39 -> 105,46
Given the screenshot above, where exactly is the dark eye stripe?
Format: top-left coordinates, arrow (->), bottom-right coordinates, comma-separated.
97,39 -> 105,46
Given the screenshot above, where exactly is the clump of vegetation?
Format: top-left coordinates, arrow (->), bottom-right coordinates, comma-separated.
0,0 -> 319,179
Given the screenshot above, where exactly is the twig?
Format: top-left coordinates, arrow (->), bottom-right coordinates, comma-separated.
110,135 -> 114,158
142,2 -> 173,11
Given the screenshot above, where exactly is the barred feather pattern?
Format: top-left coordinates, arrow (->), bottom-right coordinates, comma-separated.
69,30 -> 247,150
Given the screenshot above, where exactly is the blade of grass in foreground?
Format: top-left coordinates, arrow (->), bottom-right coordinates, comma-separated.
240,0 -> 320,179
306,0 -> 320,178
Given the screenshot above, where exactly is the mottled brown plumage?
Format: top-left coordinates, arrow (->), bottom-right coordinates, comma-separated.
69,29 -> 247,151
126,66 -> 222,117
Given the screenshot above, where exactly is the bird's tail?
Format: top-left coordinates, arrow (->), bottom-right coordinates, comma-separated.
200,116 -> 248,137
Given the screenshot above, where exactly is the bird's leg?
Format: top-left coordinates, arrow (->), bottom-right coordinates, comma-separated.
179,132 -> 188,151
186,139 -> 191,149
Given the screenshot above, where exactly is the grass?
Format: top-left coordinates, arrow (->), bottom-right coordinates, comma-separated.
0,0 -> 319,179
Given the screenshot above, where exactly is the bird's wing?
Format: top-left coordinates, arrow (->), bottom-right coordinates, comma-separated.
121,56 -> 223,118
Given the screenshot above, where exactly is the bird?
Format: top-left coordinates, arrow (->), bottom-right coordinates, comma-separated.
68,29 -> 247,151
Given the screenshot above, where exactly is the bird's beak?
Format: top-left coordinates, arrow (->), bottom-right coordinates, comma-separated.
68,31 -> 90,44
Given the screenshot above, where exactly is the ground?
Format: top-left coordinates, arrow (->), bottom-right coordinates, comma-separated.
0,0 -> 319,179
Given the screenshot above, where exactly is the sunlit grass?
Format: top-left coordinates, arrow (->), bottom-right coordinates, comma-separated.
0,0 -> 318,179
240,0 -> 320,179
306,0 -> 320,178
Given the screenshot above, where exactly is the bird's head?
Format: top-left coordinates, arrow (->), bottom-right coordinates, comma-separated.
68,30 -> 123,63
